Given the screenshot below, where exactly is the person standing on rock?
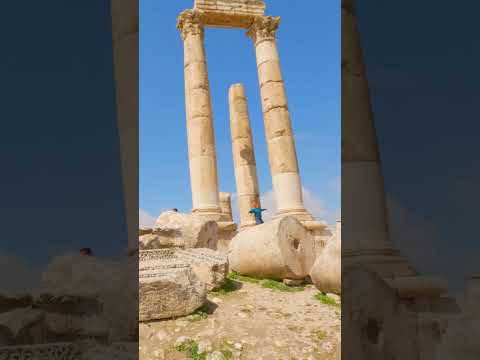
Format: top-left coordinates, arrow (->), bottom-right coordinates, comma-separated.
249,202 -> 267,225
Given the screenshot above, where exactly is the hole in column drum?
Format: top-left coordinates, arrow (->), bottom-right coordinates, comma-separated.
366,317 -> 382,344
292,238 -> 300,250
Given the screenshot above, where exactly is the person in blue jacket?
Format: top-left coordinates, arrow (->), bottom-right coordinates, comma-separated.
249,200 -> 267,225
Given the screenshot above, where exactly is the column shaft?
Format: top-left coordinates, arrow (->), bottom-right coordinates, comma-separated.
229,84 -> 261,228
342,1 -> 415,276
177,10 -> 221,216
247,16 -> 312,220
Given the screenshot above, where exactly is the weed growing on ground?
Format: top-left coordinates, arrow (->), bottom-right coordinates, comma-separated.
228,271 -> 306,292
187,305 -> 209,322
228,271 -> 261,284
209,278 -> 239,296
314,292 -> 340,307
175,340 -> 207,360
312,329 -> 327,341
261,279 -> 305,292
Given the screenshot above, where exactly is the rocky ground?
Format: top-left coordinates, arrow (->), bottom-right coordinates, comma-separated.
139,274 -> 341,360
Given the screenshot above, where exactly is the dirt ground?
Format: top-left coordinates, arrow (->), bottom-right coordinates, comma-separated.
139,277 -> 341,360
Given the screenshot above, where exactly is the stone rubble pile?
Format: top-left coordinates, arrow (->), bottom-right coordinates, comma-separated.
0,253 -> 138,358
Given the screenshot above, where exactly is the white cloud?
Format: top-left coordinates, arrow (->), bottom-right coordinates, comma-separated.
327,176 -> 341,193
139,208 -> 156,229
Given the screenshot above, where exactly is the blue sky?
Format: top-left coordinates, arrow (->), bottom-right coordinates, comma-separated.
140,1 -> 340,227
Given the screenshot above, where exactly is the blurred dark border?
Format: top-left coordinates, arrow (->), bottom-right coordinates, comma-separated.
342,0 -> 479,358
0,0 -> 138,356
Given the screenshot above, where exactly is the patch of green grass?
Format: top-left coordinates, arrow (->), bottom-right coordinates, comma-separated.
312,329 -> 327,341
221,349 -> 233,359
229,271 -> 305,292
287,324 -> 304,332
314,292 -> 340,307
261,279 -> 305,292
175,340 -> 207,360
187,305 -> 209,322
228,271 -> 261,284
209,278 -> 239,295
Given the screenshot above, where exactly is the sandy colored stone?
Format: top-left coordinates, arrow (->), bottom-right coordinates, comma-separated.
310,229 -> 341,295
260,81 -> 288,113
229,83 -> 262,229
139,251 -> 206,322
228,216 -> 314,279
40,253 -> 138,341
264,106 -> 293,139
176,248 -> 229,291
267,135 -> 299,173
142,211 -> 218,250
219,192 -> 233,222
258,59 -> 283,83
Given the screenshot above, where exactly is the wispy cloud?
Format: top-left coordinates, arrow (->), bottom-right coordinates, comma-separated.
139,208 -> 156,229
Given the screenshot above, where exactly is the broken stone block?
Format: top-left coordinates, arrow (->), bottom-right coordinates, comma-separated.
283,278 -> 304,286
310,228 -> 341,294
140,211 -> 218,250
40,253 -> 138,342
228,216 -> 314,280
139,250 -> 206,321
0,308 -> 45,345
176,248 -> 229,291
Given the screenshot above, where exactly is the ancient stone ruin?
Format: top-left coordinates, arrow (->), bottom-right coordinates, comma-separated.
0,254 -> 138,359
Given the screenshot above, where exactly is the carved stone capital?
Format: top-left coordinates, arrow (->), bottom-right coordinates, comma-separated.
176,9 -> 204,40
246,15 -> 280,43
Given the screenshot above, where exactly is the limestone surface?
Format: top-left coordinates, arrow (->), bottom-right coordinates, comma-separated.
141,211 -> 218,250
176,248 -> 229,291
228,216 -> 314,280
310,229 -> 341,294
139,250 -> 206,321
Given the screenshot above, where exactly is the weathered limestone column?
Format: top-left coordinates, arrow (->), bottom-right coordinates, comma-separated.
246,16 -> 314,223
342,0 -> 415,277
177,10 -> 222,218
219,192 -> 233,222
229,83 -> 260,228
110,0 -> 138,250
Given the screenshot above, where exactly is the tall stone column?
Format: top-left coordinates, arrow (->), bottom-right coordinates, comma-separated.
342,0 -> 415,277
177,10 -> 222,218
247,16 -> 315,224
229,83 -> 261,228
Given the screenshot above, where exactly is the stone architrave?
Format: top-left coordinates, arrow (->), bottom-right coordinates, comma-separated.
177,10 -> 222,219
228,216 -> 315,280
246,16 -> 322,229
229,83 -> 261,229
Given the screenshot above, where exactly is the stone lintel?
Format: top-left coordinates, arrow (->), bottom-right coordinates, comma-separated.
193,0 -> 265,28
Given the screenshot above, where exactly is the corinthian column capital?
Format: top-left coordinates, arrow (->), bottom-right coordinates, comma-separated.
246,15 -> 281,44
176,9 -> 204,41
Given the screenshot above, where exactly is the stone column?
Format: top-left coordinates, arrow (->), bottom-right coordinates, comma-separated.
110,0 -> 138,251
219,192 -> 233,222
177,10 -> 222,218
342,0 -> 414,277
246,16 -> 313,223
229,83 -> 260,228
